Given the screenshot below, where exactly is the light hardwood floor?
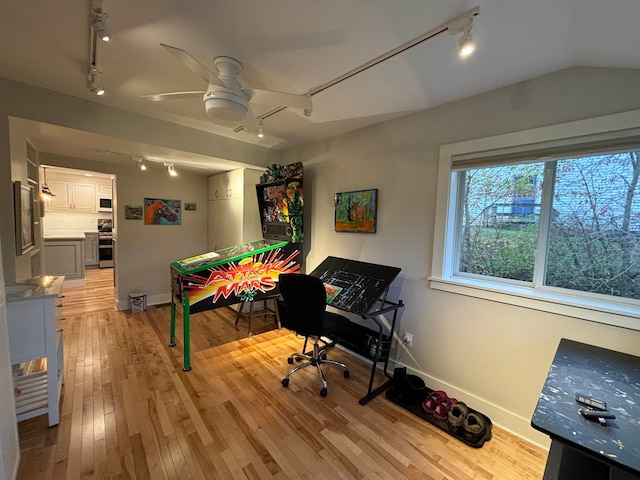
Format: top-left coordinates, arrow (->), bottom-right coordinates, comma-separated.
16,268 -> 548,479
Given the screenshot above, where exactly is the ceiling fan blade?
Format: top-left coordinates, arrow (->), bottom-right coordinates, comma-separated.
160,43 -> 220,86
143,91 -> 205,102
243,88 -> 312,112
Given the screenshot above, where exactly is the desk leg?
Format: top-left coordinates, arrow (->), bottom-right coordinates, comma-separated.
169,300 -> 177,347
182,292 -> 192,371
543,440 -> 611,480
359,379 -> 392,405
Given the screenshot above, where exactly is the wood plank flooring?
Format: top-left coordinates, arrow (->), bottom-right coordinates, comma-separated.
16,268 -> 548,479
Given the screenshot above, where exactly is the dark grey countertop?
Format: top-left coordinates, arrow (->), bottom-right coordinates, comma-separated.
532,338 -> 640,474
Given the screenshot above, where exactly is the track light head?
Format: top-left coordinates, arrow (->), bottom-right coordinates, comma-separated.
257,120 -> 265,138
447,7 -> 479,59
92,10 -> 110,42
138,158 -> 147,171
88,64 -> 105,95
458,33 -> 475,58
164,163 -> 178,176
90,82 -> 105,96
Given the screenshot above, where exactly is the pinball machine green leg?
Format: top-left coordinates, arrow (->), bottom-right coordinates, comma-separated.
169,300 -> 177,347
182,292 -> 192,371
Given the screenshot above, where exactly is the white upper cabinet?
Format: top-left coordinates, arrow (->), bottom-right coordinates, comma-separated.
207,169 -> 262,251
208,169 -> 243,200
47,178 -> 96,212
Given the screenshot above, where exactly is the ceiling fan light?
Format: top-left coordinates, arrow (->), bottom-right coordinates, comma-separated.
204,97 -> 248,122
204,88 -> 248,122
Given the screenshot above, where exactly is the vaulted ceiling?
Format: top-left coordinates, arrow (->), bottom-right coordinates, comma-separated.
2,0 -> 639,172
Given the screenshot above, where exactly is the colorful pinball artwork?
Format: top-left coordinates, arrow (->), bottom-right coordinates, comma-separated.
171,239 -> 301,314
169,239 -> 302,370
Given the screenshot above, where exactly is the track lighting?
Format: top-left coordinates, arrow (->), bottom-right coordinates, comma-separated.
88,64 -> 105,96
41,167 -> 55,201
92,8 -> 110,42
447,7 -> 479,59
90,82 -> 105,96
257,120 -> 265,138
165,163 -> 178,176
457,18 -> 475,58
138,158 -> 147,171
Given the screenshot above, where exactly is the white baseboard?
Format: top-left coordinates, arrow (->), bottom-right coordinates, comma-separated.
397,362 -> 551,450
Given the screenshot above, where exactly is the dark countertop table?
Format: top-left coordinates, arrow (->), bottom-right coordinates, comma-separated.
532,338 -> 640,479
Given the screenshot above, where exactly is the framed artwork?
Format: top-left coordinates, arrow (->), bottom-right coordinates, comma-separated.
14,181 -> 35,255
125,205 -> 142,220
334,188 -> 378,233
185,202 -> 197,211
144,198 -> 181,225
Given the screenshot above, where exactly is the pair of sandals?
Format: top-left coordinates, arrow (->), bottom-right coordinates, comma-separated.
422,390 -> 457,421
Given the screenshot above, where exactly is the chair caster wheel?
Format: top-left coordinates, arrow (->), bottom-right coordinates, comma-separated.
344,370 -> 350,378
282,378 -> 289,388
287,357 -> 294,365
320,387 -> 328,397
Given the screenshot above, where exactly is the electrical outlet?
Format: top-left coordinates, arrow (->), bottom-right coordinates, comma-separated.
403,332 -> 413,347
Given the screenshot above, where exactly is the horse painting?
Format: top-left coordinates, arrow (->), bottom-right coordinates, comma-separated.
144,198 -> 181,225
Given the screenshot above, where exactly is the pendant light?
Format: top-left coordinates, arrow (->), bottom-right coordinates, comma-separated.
41,167 -> 56,201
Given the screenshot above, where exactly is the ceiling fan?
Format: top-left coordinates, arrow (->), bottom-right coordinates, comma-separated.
144,44 -> 312,135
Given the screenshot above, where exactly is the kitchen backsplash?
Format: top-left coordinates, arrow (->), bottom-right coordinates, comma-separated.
43,211 -> 111,234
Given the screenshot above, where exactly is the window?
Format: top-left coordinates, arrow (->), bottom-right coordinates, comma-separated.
432,111 -> 640,330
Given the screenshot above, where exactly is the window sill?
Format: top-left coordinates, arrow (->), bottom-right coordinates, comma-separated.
429,276 -> 640,332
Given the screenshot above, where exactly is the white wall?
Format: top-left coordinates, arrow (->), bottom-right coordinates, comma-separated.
0,237 -> 20,480
282,66 -> 640,447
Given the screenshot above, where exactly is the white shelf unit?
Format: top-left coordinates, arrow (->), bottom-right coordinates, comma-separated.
6,276 -> 65,426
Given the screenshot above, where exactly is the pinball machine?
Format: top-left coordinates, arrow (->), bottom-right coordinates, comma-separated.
169,162 -> 304,370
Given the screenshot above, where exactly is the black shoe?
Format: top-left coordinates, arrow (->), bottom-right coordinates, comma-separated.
391,367 -> 427,403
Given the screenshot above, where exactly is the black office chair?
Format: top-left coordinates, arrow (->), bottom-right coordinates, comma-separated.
278,273 -> 350,397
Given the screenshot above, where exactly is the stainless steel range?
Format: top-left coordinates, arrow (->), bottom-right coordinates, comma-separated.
97,218 -> 114,268
98,232 -> 113,268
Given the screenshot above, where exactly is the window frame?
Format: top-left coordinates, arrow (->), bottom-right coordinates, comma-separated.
431,110 -> 640,331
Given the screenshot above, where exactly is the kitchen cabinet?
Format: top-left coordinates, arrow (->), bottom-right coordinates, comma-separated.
44,236 -> 85,281
208,169 -> 244,199
84,232 -> 99,267
47,178 -> 96,212
6,276 -> 65,426
207,169 -> 262,251
97,181 -> 112,196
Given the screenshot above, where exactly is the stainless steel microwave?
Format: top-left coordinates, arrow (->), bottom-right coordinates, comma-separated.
98,197 -> 112,212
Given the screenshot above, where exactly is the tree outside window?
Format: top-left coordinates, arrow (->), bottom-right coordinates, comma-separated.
457,151 -> 639,301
